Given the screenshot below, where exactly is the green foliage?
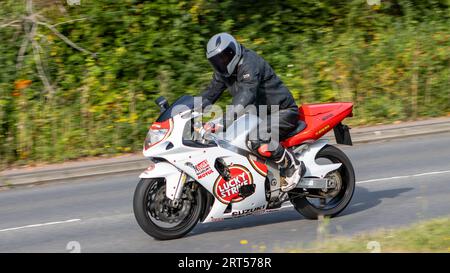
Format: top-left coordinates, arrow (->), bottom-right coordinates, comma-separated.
0,0 -> 449,168
278,216 -> 450,253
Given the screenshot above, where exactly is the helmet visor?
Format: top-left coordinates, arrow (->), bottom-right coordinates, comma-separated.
208,43 -> 236,75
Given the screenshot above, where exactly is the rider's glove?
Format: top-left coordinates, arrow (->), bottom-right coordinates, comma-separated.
203,122 -> 223,133
203,122 -> 216,133
194,121 -> 223,139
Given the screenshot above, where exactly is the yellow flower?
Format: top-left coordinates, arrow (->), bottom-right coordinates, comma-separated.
240,240 -> 248,245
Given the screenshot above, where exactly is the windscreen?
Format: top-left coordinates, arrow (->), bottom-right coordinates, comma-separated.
156,95 -> 196,122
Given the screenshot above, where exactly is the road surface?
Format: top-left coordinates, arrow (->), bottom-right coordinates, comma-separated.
0,132 -> 449,252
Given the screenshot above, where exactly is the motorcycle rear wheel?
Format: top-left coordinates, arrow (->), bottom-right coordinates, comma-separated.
133,178 -> 205,240
289,144 -> 355,219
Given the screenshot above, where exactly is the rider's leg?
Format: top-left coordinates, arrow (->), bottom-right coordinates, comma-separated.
253,140 -> 306,192
276,108 -> 306,191
248,108 -> 306,192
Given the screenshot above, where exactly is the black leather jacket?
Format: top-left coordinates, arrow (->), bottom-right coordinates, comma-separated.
201,46 -> 298,116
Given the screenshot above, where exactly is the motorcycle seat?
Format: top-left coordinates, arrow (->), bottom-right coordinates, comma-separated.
283,120 -> 307,139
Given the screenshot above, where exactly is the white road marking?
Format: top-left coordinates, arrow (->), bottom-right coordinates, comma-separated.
1,170 -> 448,232
0,219 -> 81,233
356,169 -> 450,184
281,169 -> 450,210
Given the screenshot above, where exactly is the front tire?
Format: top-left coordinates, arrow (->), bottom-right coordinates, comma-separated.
290,145 -> 355,219
133,178 -> 205,240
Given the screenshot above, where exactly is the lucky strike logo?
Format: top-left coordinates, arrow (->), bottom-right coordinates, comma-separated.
194,159 -> 213,179
213,165 -> 254,204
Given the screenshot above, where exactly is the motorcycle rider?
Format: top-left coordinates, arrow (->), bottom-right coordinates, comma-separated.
200,32 -> 306,192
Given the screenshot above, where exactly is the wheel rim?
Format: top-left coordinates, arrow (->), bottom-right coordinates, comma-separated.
305,154 -> 350,211
144,180 -> 199,231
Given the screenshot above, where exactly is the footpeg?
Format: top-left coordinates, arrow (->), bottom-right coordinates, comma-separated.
239,184 -> 255,198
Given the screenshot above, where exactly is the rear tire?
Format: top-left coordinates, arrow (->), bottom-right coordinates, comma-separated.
290,145 -> 355,219
133,178 -> 205,240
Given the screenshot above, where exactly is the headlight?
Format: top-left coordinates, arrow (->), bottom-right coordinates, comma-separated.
144,129 -> 168,148
144,119 -> 172,150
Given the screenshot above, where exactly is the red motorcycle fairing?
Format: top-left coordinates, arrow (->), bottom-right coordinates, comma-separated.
281,102 -> 353,148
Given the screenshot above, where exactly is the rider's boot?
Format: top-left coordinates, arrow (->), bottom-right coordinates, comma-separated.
276,149 -> 306,192
251,139 -> 306,192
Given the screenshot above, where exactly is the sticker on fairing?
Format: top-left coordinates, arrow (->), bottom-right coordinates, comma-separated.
213,165 -> 254,204
194,159 -> 213,179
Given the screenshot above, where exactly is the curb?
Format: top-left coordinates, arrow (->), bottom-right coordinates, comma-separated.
1,117 -> 450,187
328,117 -> 450,144
0,158 -> 149,187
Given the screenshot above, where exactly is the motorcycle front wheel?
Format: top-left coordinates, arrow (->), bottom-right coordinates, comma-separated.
133,178 -> 205,240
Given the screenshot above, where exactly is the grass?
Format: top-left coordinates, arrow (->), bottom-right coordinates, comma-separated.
280,217 -> 450,253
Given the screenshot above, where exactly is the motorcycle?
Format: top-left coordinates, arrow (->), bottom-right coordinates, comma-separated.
133,95 -> 355,240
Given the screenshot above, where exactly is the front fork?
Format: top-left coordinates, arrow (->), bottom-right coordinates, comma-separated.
170,172 -> 188,203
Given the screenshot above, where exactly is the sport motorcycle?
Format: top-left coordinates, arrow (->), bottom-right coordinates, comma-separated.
133,95 -> 355,240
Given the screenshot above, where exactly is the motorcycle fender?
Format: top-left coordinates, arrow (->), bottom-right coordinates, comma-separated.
139,162 -> 183,200
298,140 -> 342,178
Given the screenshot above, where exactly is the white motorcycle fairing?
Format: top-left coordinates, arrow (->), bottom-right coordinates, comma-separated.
139,110 -> 341,223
